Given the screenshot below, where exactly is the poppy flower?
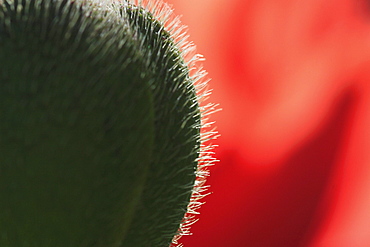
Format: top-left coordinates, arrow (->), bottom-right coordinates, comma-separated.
167,0 -> 370,246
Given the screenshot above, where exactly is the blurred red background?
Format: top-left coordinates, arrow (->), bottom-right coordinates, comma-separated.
166,0 -> 370,246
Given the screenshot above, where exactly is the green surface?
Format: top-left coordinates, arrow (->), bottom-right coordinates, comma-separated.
0,0 -> 200,246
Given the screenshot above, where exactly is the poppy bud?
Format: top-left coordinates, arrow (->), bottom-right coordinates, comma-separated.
0,0 -> 215,246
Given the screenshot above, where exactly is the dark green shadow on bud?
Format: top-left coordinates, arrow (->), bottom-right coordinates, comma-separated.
0,0 -> 155,246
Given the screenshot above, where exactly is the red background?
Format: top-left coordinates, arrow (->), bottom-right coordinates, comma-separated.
166,0 -> 370,246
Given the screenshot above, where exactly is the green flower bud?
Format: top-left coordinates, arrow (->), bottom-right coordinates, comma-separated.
0,0 -> 216,246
